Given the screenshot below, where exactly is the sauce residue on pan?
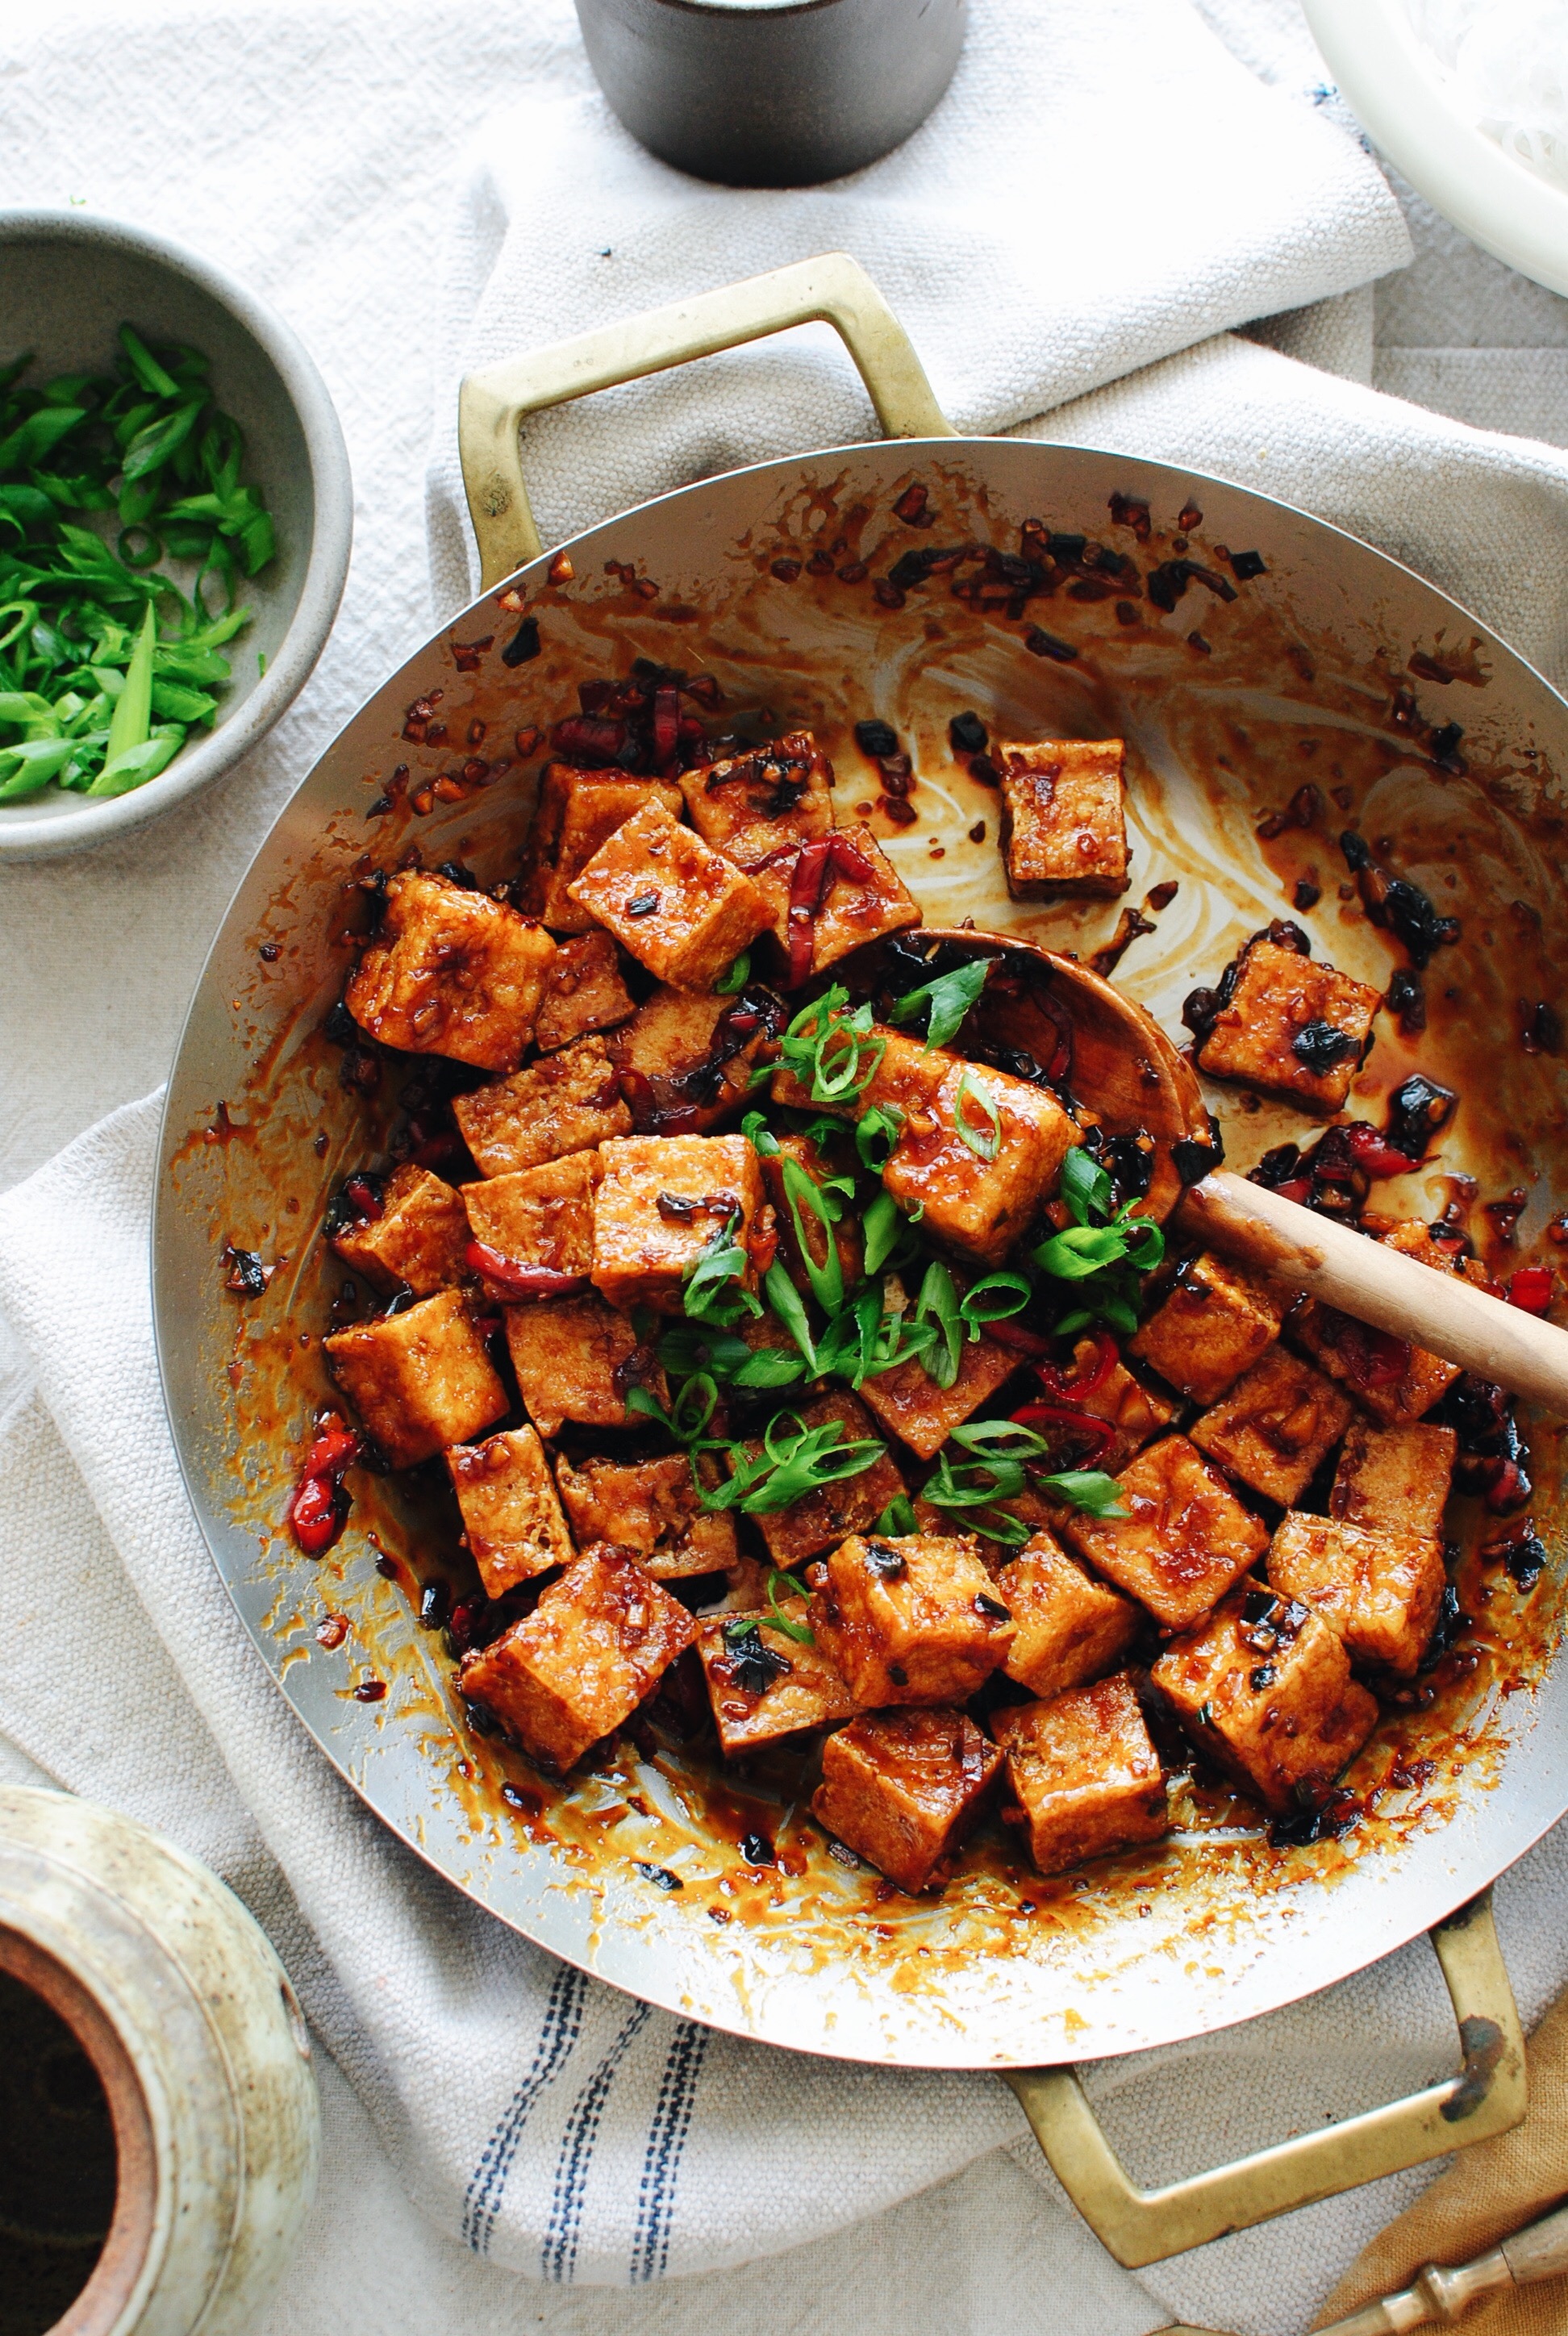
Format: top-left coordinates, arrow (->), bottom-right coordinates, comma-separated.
165,456 -> 1568,2044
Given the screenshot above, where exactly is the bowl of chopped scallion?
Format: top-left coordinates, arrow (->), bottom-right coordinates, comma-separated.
0,210 -> 352,859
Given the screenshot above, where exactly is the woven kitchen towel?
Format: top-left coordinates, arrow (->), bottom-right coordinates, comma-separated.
423,0 -> 1412,603
6,1082 -> 1568,2336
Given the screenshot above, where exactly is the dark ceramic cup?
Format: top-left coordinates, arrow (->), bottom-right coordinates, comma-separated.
573,0 -> 968,186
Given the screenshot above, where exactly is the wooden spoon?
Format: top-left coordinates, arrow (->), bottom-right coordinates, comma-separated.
916,928 -> 1568,1416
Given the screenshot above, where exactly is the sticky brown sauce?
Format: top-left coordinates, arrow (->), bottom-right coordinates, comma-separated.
167,457 -> 1568,2020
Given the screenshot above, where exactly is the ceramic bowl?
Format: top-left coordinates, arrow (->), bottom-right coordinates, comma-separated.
0,210 -> 352,862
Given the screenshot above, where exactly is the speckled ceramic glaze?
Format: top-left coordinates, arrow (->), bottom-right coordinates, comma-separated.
0,1786 -> 319,2335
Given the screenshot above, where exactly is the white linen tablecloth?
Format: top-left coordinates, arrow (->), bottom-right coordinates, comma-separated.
5,4 -> 1568,2331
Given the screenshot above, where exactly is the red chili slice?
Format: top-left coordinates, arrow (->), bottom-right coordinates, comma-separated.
465,1241 -> 584,1300
786,840 -> 833,986
552,714 -> 627,765
1345,1125 -> 1420,1179
1507,1266 -> 1553,1316
827,832 -> 875,884
343,1174 -> 382,1222
1010,1401 -> 1116,1463
981,1316 -> 1053,1357
1034,1330 -> 1119,1401
288,1422 -> 361,1555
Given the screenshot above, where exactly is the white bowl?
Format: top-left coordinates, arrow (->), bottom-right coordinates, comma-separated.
0,211 -> 352,861
1304,0 -> 1568,301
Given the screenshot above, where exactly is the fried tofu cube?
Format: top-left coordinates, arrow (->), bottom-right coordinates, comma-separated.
1068,1337 -> 1179,1474
731,824 -> 921,985
1190,1347 -> 1353,1507
460,1150 -> 601,1288
872,1032 -> 1075,1266
452,1036 -> 632,1178
679,732 -> 833,854
519,766 -> 683,933
1268,1512 -> 1445,1675
1131,1253 -> 1287,1405
1330,1419 -> 1457,1539
503,1292 -> 667,1437
811,1708 -> 1003,1892
459,1548 -> 696,1770
325,1288 -> 507,1468
565,799 -> 773,991
332,1163 -> 470,1297
590,1133 -> 765,1315
697,1604 -> 859,1755
735,1391 -> 905,1571
1152,1583 -> 1379,1811
607,984 -> 775,1133
554,1453 -> 736,1580
761,1133 -> 863,1299
998,1533 -> 1141,1699
532,931 -> 635,1053
446,1425 -> 574,1597
1061,1434 -> 1268,1630
1196,936 -> 1382,1114
809,1532 -> 1015,1706
344,870 -> 557,1072
996,739 -> 1130,900
858,1325 -> 1022,1462
993,1675 -> 1169,1876
1293,1225 -> 1469,1425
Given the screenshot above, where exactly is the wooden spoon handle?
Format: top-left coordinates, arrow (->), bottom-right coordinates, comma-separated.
1183,1169 -> 1568,1416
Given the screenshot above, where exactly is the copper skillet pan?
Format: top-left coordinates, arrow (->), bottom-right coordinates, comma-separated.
154,256 -> 1568,2267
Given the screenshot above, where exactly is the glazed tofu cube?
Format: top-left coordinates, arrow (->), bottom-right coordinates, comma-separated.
607,984 -> 775,1133
1268,1512 -> 1445,1675
519,766 -> 683,933
1069,1337 -> 1178,1475
1130,1253 -> 1287,1405
332,1163 -> 470,1297
874,1034 -> 1075,1266
452,1036 -> 632,1177
810,1708 -> 1003,1892
460,1150 -> 601,1288
1190,1347 -> 1353,1507
1151,1583 -> 1379,1812
1330,1419 -> 1457,1539
553,1453 -> 736,1580
344,870 -> 557,1072
696,1604 -> 859,1756
732,825 -> 920,986
446,1425 -> 574,1597
565,798 -> 773,991
734,1391 -> 905,1571
1061,1434 -> 1268,1630
808,1532 -> 1015,1706
503,1292 -> 667,1437
998,1533 -> 1141,1699
459,1547 -> 696,1770
679,732 -> 833,854
996,739 -> 1130,900
590,1133 -> 765,1315
1293,1226 -> 1469,1425
761,1133 -> 862,1300
859,1324 -> 1022,1462
993,1675 -> 1168,1876
1197,936 -> 1382,1114
532,931 -> 635,1053
325,1288 -> 506,1468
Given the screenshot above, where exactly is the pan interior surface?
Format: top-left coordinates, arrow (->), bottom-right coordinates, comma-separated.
156,439 -> 1568,2067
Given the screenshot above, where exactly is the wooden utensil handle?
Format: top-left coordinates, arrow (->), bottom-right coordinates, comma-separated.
1184,1169 -> 1568,1416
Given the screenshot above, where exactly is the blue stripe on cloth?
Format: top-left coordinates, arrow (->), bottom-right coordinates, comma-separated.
629,2018 -> 710,2284
462,1963 -> 589,2255
540,1999 -> 654,2284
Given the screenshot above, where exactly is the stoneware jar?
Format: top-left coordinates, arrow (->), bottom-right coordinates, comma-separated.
0,1786 -> 319,2335
573,0 -> 969,186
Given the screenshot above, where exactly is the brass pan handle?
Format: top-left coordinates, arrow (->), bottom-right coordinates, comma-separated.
457,251 -> 955,589
1003,1892 -> 1525,2269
